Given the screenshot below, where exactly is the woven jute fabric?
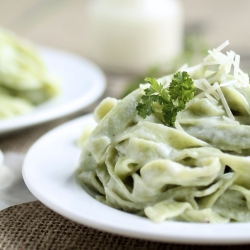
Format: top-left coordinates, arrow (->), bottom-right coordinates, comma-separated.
0,202 -> 249,250
0,201 -> 174,250
0,112 -> 249,249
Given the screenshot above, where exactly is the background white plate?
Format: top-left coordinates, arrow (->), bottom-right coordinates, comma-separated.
23,114 -> 250,245
0,47 -> 106,135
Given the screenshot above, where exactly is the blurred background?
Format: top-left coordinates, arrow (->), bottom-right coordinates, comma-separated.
1,0 -> 250,98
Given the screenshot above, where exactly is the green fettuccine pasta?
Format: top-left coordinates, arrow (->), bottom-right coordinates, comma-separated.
77,41 -> 250,223
0,28 -> 59,119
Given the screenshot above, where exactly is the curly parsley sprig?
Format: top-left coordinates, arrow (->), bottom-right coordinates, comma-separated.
136,71 -> 195,126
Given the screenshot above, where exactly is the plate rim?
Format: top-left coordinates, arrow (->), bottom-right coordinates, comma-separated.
22,114 -> 250,245
0,47 -> 106,134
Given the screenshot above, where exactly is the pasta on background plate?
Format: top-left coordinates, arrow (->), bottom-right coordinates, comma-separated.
0,28 -> 59,119
77,41 -> 250,223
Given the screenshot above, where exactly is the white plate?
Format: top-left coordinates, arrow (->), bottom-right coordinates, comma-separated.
0,47 -> 106,135
23,114 -> 250,245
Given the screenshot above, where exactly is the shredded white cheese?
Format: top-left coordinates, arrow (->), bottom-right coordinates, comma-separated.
220,80 -> 238,87
215,82 -> 235,120
233,54 -> 240,79
152,41 -> 250,125
174,120 -> 184,131
222,116 -> 240,125
204,93 -> 218,103
201,79 -> 220,100
186,83 -> 221,108
185,41 -> 250,123
204,40 -> 230,62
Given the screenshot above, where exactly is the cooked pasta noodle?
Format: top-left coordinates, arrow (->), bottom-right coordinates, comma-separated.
77,41 -> 250,223
0,28 -> 59,119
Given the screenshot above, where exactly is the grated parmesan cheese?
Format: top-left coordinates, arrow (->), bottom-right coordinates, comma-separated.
215,82 -> 235,120
201,79 -> 220,100
220,80 -> 238,87
155,41 -> 250,125
204,40 -> 230,62
174,120 -> 184,131
233,54 -> 240,79
186,83 -> 221,108
222,116 -> 240,125
204,93 -> 218,103
183,40 -> 250,123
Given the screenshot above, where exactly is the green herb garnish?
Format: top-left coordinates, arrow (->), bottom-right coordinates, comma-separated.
136,71 -> 195,126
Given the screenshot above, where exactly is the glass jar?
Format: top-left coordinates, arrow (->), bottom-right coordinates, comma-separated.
85,0 -> 183,75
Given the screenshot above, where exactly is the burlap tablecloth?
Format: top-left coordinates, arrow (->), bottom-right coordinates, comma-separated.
0,202 -> 249,250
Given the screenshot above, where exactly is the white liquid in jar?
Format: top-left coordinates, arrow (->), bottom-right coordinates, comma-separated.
86,0 -> 183,74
